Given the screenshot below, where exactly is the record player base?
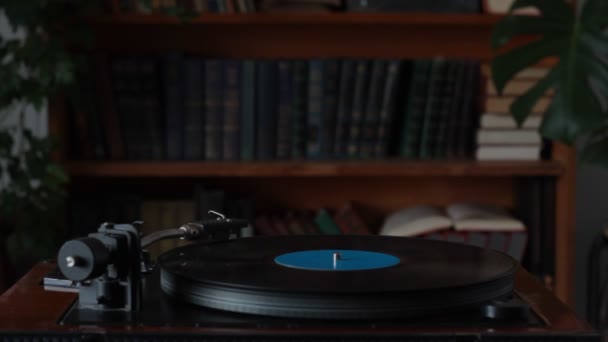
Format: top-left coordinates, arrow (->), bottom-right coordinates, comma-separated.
0,261 -> 599,341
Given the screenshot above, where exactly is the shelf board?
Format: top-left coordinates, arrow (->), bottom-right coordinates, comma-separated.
89,12 -> 505,26
65,160 -> 564,178
87,13 -> 522,59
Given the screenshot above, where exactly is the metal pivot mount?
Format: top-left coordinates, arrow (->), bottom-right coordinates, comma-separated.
57,223 -> 143,311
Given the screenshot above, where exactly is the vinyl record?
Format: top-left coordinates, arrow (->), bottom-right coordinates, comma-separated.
158,235 -> 518,319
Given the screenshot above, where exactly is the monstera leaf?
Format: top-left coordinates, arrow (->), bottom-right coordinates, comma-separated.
491,0 -> 608,164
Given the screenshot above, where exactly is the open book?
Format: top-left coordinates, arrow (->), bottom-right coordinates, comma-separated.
380,203 -> 528,260
380,203 -> 524,237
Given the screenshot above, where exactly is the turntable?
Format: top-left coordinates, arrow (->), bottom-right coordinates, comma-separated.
0,215 -> 599,341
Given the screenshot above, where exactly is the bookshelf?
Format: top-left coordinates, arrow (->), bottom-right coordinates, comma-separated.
49,12 -> 577,306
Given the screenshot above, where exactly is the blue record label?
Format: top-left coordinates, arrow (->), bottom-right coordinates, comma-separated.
274,249 -> 400,271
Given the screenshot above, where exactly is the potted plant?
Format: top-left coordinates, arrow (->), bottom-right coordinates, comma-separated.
491,0 -> 608,163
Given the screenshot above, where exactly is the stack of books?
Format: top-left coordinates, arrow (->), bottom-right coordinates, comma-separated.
476,65 -> 551,161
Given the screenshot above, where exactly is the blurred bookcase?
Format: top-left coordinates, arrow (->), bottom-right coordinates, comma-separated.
48,12 -> 576,306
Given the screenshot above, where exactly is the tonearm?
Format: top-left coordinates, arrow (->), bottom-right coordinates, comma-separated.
56,212 -> 249,312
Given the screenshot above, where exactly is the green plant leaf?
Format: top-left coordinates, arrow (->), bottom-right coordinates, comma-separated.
510,67 -> 558,125
491,0 -> 608,146
580,125 -> 608,165
491,16 -> 568,50
491,37 -> 563,94
509,0 -> 572,21
540,72 -> 604,144
580,0 -> 608,31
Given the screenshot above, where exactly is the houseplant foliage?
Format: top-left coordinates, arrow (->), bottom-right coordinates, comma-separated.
491,0 -> 608,164
0,1 -> 190,279
0,1 -> 92,275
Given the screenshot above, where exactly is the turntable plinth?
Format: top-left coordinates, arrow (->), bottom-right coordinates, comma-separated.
0,261 -> 597,341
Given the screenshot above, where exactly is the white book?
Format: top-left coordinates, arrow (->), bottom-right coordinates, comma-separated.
476,145 -> 541,161
380,203 -> 525,237
477,129 -> 541,144
482,65 -> 549,79
446,203 -> 525,232
379,206 -> 452,237
481,113 -> 542,129
486,79 -> 553,96
485,96 -> 550,113
515,67 -> 550,79
483,0 -> 540,15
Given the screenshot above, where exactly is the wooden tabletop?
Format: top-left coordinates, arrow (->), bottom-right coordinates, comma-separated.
0,261 -> 597,338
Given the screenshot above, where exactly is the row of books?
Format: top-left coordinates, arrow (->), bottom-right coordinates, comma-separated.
68,55 -> 481,161
104,0 -> 257,13
475,65 -> 550,161
255,203 -> 371,236
103,0 -> 483,14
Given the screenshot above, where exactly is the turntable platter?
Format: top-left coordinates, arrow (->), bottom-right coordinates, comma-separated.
158,235 -> 518,319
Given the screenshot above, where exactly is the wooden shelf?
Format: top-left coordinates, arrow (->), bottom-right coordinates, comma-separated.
88,13 -> 520,59
89,13 -> 505,26
66,160 -> 564,178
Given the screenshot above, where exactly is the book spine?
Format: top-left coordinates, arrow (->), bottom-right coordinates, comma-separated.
256,60 -> 277,160
456,61 -> 481,158
270,215 -> 291,235
254,216 -> 277,236
348,60 -> 370,159
285,212 -> 307,235
182,57 -> 205,160
110,59 -> 134,159
419,58 -> 446,160
314,209 -> 341,235
374,59 -> 401,159
240,60 -> 256,161
67,97 -> 93,160
290,60 -> 308,159
163,51 -> 184,160
223,60 -> 241,161
138,58 -> 164,160
400,59 -> 431,159
334,60 -> 356,159
276,60 -> 293,160
333,204 -> 372,235
345,0 -> 480,12
360,59 -> 387,159
204,59 -> 224,161
444,60 -> 467,159
321,59 -> 340,159
433,60 -> 458,159
86,84 -> 107,160
79,59 -> 107,161
306,59 -> 324,160
93,52 -> 125,160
